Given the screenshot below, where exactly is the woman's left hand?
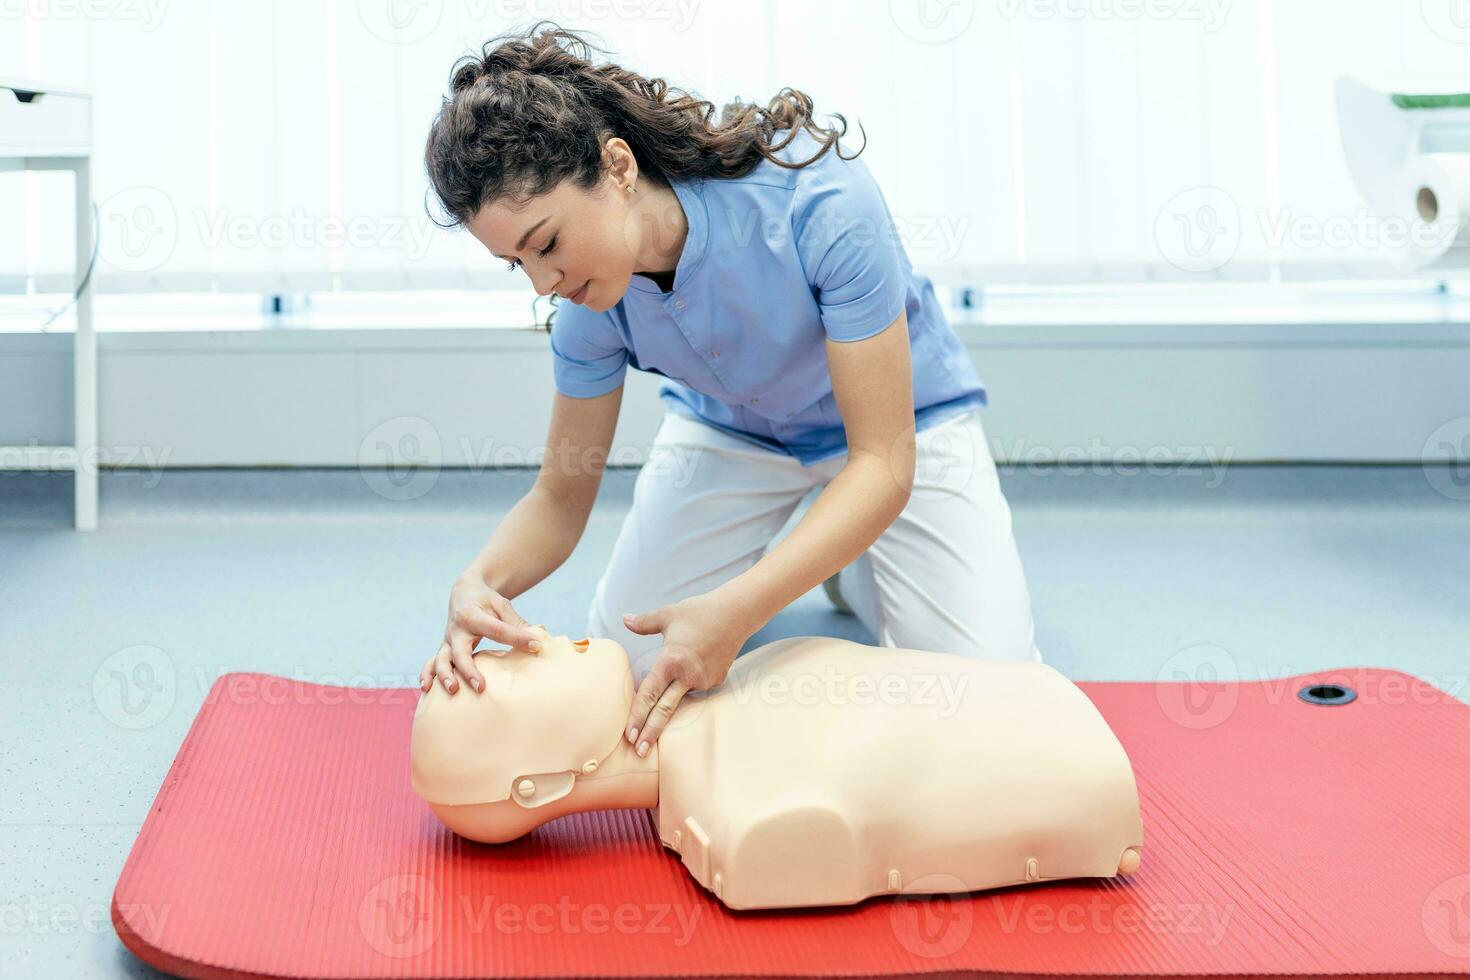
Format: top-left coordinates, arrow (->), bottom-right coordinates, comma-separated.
621,591 -> 754,756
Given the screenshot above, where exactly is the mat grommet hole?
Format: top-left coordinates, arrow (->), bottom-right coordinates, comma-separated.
1298,684 -> 1357,706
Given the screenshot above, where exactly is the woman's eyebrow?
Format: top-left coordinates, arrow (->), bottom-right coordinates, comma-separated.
494,216 -> 551,260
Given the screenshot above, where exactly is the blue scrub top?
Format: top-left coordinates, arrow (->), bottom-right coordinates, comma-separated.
548,128 -> 987,467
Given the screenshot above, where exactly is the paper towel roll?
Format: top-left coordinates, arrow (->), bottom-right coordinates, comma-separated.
1393,151 -> 1470,270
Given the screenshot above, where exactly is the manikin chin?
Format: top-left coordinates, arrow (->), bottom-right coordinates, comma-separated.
411,626 -> 1144,911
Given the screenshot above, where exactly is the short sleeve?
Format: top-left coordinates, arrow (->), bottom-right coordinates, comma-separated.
791,154 -> 909,343
548,302 -> 628,398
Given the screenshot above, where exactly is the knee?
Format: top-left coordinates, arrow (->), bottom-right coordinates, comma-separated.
889,609 -> 1040,664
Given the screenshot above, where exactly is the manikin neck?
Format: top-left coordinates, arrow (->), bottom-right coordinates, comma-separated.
551,727 -> 661,813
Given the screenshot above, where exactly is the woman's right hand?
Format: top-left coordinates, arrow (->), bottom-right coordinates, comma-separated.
419,574 -> 544,695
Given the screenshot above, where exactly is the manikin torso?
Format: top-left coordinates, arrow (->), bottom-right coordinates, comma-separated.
411,628 -> 1143,911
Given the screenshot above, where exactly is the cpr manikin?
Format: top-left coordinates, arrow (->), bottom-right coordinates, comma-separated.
411,626 -> 1144,911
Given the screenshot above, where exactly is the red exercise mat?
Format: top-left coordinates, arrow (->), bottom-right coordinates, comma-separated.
113,667 -> 1470,978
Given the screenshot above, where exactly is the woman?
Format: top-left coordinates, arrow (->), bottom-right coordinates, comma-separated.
417,24 -> 1041,758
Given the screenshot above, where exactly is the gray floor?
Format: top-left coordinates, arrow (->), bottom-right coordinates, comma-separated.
1,463 -> 1467,978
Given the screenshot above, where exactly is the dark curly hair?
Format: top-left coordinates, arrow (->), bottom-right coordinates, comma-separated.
423,21 -> 866,330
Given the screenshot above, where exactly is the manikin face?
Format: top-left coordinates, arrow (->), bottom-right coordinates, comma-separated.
410,631 -> 638,843
464,137 -> 686,313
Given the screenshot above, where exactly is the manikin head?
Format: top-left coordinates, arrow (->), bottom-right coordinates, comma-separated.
410,627 -> 639,843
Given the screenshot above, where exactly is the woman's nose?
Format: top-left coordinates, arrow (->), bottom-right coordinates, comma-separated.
529,266 -> 561,298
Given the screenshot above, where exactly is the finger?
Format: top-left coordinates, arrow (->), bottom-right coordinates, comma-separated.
449,643 -> 485,694
435,640 -> 462,695
419,651 -> 440,692
622,609 -> 667,636
625,655 -> 673,744
454,604 -> 541,652
634,677 -> 689,756
441,629 -> 480,694
491,595 -> 530,629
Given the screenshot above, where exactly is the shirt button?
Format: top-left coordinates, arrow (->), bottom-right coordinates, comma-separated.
674,299 -> 686,310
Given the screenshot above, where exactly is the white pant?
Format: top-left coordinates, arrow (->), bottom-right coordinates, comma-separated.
586,408 -> 1043,681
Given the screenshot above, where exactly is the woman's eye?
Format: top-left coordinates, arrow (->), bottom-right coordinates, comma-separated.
504,236 -> 555,271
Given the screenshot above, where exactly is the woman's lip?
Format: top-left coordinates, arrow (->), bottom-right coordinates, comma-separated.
569,281 -> 589,303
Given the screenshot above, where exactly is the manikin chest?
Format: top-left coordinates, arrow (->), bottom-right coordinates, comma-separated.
653,636 -> 1144,910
